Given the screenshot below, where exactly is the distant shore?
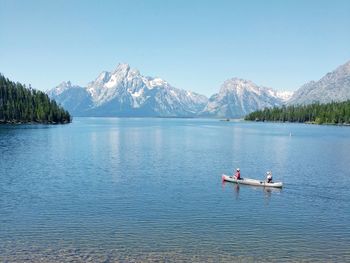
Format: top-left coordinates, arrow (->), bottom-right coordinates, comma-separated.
0,120 -> 71,125
245,119 -> 350,126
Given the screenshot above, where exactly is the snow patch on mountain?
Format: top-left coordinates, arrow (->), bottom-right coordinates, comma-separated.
47,64 -> 208,117
275,90 -> 293,102
201,78 -> 290,118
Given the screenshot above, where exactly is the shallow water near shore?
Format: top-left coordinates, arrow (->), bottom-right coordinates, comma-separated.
1,118 -> 349,262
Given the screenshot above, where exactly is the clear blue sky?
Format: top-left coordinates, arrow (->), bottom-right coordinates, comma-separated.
1,0 -> 350,96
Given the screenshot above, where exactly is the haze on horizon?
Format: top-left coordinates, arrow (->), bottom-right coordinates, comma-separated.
0,0 -> 350,96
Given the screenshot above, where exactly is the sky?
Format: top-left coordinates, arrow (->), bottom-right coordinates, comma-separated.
1,0 -> 350,96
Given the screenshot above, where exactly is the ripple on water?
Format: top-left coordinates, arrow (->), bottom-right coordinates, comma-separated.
1,119 -> 350,262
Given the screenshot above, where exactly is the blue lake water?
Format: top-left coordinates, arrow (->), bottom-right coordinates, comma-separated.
1,118 -> 350,262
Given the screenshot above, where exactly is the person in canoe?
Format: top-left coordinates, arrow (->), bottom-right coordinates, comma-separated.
233,168 -> 241,180
266,171 -> 273,183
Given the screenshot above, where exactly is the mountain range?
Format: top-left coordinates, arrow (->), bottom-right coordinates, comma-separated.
48,60 -> 350,118
48,64 -> 207,117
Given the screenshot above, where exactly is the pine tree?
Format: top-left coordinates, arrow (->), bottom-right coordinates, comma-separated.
245,100 -> 350,125
0,74 -> 71,124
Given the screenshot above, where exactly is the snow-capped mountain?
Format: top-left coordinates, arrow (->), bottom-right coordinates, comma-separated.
46,60 -> 350,118
201,78 -> 292,118
47,64 -> 208,117
47,81 -> 93,116
288,60 -> 350,105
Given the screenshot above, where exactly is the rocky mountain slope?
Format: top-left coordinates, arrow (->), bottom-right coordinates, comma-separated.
201,78 -> 292,118
288,60 -> 350,105
47,81 -> 93,116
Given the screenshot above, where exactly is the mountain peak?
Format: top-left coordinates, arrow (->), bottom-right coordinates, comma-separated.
112,63 -> 131,74
202,77 -> 286,118
59,80 -> 72,87
220,78 -> 258,95
48,62 -> 208,117
47,80 -> 79,96
224,78 -> 256,87
227,77 -> 251,83
221,78 -> 244,87
109,63 -> 141,80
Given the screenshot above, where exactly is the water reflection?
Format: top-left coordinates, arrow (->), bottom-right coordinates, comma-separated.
233,184 -> 240,200
222,181 -> 282,203
262,187 -> 282,205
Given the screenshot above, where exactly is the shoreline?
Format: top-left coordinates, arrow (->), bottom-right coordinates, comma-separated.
0,120 -> 71,125
245,119 -> 350,127
2,117 -> 350,126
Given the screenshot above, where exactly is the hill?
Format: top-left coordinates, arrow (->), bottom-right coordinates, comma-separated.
0,74 -> 71,124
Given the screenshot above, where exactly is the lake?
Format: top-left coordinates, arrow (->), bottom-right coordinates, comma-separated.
1,118 -> 349,262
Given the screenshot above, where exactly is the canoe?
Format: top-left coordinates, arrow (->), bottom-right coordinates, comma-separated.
222,174 -> 283,188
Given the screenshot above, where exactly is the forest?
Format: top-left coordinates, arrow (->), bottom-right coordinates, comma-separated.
0,74 -> 71,124
245,100 -> 350,125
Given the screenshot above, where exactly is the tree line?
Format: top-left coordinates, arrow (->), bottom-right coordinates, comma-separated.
245,100 -> 350,125
0,74 -> 71,124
